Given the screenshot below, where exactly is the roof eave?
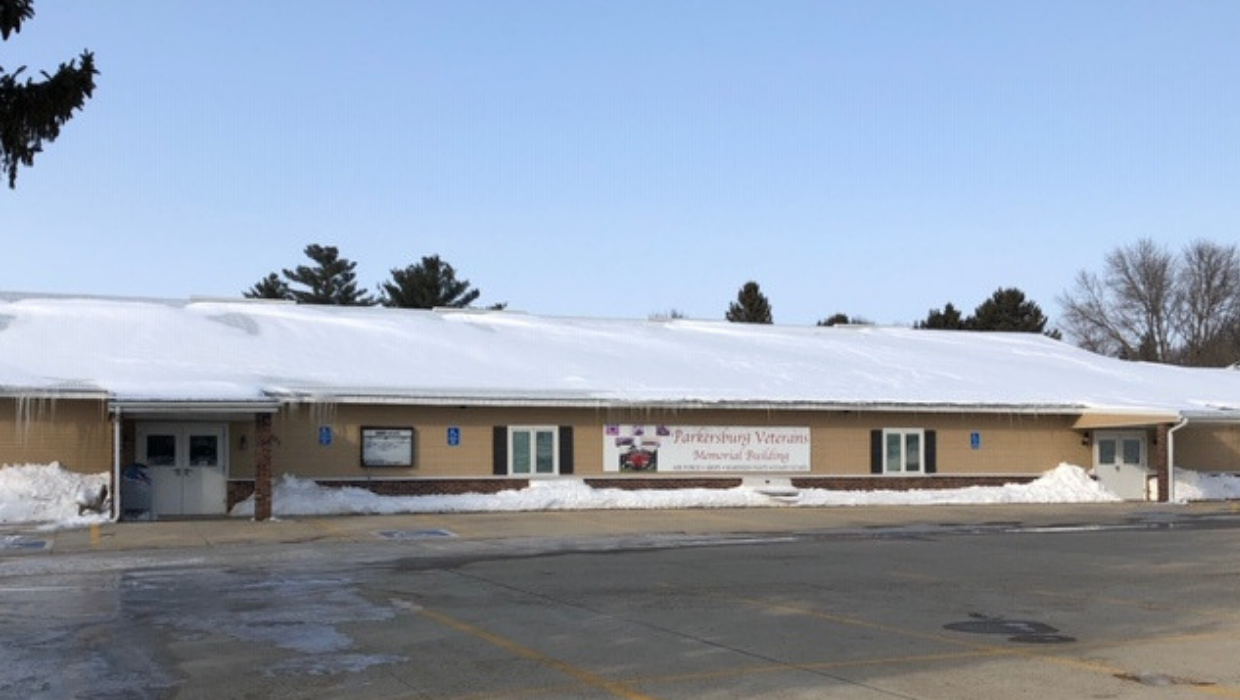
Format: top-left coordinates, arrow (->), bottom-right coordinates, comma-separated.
271,392 -> 1091,414
109,399 -> 282,415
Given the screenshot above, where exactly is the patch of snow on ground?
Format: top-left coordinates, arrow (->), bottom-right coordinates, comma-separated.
1175,468 -> 1240,501
0,463 -> 110,528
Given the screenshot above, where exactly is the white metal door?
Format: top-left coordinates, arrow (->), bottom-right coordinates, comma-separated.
137,423 -> 228,516
1094,432 -> 1148,500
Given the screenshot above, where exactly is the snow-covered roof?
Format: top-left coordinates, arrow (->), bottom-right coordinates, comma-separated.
1,295 -> 1239,418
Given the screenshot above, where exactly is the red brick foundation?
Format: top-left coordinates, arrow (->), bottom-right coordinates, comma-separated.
227,481 -> 255,511
584,478 -> 743,490
792,475 -> 1038,491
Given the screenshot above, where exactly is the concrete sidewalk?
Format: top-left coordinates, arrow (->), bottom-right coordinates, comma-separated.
11,500 -> 1238,557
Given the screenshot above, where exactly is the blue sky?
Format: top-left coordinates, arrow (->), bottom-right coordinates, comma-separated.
4,1 -> 1238,326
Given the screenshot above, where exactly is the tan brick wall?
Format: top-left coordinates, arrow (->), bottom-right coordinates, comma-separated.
251,403 -> 1091,479
1174,425 -> 1240,472
0,398 -> 112,473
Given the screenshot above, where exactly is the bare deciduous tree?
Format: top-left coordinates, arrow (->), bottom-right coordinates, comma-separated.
1060,239 -> 1240,366
1176,240 -> 1240,366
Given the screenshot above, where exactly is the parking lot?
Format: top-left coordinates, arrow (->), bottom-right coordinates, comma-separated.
3,504 -> 1240,699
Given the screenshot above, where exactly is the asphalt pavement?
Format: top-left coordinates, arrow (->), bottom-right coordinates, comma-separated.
7,500 -> 1240,557
6,501 -> 1240,699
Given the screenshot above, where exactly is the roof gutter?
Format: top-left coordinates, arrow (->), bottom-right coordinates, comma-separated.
0,389 -> 109,401
108,400 -> 281,415
273,392 -> 1090,415
1177,410 -> 1240,424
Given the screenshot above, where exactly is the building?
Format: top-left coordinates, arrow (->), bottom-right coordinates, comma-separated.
2,294 -> 1239,519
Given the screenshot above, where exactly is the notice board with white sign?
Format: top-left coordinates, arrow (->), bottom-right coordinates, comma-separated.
361,427 -> 415,467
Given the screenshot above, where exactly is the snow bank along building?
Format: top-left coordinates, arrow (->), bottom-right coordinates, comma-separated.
2,294 -> 1239,519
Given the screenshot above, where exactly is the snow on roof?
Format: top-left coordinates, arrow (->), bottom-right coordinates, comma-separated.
1,295 -> 1238,416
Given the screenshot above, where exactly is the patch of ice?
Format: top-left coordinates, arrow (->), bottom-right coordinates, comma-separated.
265,653 -> 405,677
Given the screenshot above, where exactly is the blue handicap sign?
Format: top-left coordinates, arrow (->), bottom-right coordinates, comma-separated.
447,426 -> 461,447
970,432 -> 981,450
319,426 -> 333,446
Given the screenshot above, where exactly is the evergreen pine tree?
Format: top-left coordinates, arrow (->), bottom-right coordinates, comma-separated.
279,244 -> 374,305
817,313 -> 870,327
380,255 -> 482,309
1,0 -> 97,188
725,281 -> 773,324
916,302 -> 968,330
243,273 -> 291,300
970,287 -> 1049,332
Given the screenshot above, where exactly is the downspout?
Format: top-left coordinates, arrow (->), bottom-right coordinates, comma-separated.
1166,415 -> 1189,503
112,406 -> 122,522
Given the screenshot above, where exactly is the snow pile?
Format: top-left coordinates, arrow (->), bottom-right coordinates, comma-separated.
5,464 -> 1239,529
230,464 -> 1125,518
1175,469 -> 1240,501
796,464 -> 1123,506
0,463 -> 110,528
227,476 -> 779,518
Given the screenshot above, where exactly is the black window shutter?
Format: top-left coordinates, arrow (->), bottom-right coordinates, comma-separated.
924,430 -> 937,474
870,429 -> 883,474
559,426 -> 574,474
493,426 -> 507,475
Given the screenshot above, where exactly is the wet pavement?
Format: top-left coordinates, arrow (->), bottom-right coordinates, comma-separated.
5,500 -> 1240,557
3,502 -> 1240,699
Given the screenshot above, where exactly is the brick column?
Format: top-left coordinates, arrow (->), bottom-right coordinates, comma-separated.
1154,423 -> 1170,503
255,413 -> 273,521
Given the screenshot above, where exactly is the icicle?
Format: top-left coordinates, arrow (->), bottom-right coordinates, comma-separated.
309,398 -> 338,427
13,394 -> 57,443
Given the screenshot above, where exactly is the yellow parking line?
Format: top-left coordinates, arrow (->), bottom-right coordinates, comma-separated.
306,518 -> 353,540
892,571 -> 1237,619
633,650 -> 1004,686
1028,588 -> 1239,619
426,681 -> 595,700
418,607 -> 663,700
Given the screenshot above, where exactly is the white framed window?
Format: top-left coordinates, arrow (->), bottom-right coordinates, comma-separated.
509,426 -> 559,475
883,428 -> 924,474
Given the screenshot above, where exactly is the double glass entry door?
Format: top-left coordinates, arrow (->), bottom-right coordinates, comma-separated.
137,423 -> 228,516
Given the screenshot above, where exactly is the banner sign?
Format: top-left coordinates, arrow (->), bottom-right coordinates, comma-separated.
603,425 -> 810,473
